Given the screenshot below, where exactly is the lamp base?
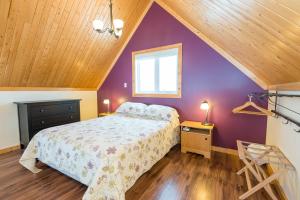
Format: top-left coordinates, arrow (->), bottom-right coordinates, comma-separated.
202,122 -> 213,126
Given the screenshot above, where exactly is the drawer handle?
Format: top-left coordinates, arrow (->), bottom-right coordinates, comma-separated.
70,115 -> 73,119
41,121 -> 45,124
69,106 -> 73,110
205,138 -> 207,141
40,109 -> 45,113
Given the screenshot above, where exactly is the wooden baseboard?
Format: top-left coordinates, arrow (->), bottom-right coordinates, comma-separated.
266,164 -> 288,200
212,146 -> 238,156
0,145 -> 20,155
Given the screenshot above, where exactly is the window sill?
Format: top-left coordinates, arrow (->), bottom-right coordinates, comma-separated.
132,93 -> 181,98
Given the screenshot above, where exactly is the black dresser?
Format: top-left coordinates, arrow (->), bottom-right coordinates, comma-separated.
15,99 -> 81,148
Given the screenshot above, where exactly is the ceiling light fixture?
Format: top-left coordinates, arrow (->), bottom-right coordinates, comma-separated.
92,0 -> 124,39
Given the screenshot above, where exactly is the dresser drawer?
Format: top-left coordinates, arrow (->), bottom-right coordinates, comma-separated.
181,131 -> 211,152
29,102 -> 78,119
31,113 -> 79,132
15,99 -> 81,148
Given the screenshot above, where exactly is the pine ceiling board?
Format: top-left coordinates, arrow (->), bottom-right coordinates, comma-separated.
68,0 -> 151,88
26,0 -> 83,86
39,0 -> 79,86
0,0 -> 18,85
65,0 -> 111,88
168,1 -> 275,84
23,0 -> 63,86
48,0 -> 97,87
0,0 -> 11,51
215,0 -> 300,52
1,0 -> 298,89
44,0 -> 91,87
156,0 -> 272,87
238,1 -> 300,39
18,0 -> 54,86
54,0 -> 101,87
1,0 -> 38,86
10,0 -> 48,86
160,0 -> 300,86
205,0 -> 300,76
71,0 -> 152,88
0,0 -> 12,83
194,0 -> 299,83
278,0 -> 300,12
242,0 -> 300,26
85,0 -> 149,88
213,0 -> 300,77
71,1 -> 126,88
0,0 -> 152,88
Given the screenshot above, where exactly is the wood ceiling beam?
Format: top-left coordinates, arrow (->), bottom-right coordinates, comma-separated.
268,82 -> 300,91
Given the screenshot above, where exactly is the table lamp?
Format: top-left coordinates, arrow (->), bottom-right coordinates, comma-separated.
200,100 -> 212,126
103,99 -> 110,113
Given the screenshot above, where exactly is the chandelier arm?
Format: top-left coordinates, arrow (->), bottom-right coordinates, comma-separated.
93,0 -> 122,38
113,32 -> 120,39
96,27 -> 110,33
109,0 -> 114,32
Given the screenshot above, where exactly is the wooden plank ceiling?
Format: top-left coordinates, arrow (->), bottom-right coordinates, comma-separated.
0,0 -> 299,89
0,0 -> 151,89
157,0 -> 300,89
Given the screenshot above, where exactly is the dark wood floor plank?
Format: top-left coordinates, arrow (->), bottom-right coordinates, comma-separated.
0,145 -> 279,200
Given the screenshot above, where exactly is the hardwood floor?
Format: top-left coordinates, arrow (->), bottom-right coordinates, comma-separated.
0,145 -> 278,200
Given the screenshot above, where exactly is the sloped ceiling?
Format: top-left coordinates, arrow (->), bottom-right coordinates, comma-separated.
0,0 -> 299,90
156,0 -> 300,89
0,0 -> 151,89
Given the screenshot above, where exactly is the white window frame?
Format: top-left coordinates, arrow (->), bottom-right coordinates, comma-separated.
132,43 -> 182,98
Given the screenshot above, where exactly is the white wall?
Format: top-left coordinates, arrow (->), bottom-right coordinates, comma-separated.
266,91 -> 300,200
0,91 -> 98,149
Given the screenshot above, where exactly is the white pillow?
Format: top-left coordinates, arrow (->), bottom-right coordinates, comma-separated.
144,104 -> 179,121
116,102 -> 147,116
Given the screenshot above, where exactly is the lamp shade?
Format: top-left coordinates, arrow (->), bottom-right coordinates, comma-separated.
113,19 -> 124,29
113,19 -> 124,37
103,99 -> 110,105
200,100 -> 209,110
93,19 -> 104,31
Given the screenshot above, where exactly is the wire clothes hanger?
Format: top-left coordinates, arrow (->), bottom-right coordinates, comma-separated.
232,95 -> 273,116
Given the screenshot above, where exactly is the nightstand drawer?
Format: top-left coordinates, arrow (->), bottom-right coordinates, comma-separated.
180,121 -> 214,159
181,131 -> 211,152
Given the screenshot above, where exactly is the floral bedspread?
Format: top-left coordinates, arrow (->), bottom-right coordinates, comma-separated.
19,114 -> 180,200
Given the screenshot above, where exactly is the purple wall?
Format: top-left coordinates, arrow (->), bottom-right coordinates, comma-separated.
97,3 -> 267,149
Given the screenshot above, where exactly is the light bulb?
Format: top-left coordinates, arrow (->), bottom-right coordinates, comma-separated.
113,19 -> 124,30
103,99 -> 110,105
93,19 -> 104,31
114,29 -> 123,37
200,101 -> 209,110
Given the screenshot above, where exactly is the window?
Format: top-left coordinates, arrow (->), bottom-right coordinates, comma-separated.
132,43 -> 182,98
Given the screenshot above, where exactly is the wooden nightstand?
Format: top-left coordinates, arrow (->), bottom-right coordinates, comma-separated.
98,112 -> 114,117
181,121 -> 214,159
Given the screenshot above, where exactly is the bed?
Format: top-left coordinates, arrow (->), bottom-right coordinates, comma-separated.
19,102 -> 180,200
